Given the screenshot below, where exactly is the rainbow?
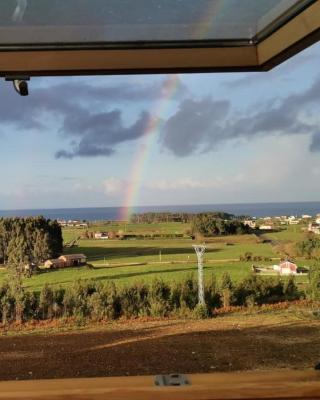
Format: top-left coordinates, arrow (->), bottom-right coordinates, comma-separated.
118,2 -> 226,220
193,0 -> 226,39
118,75 -> 181,221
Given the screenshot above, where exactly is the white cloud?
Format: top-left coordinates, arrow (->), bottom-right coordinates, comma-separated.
104,177 -> 126,195
147,177 -> 225,191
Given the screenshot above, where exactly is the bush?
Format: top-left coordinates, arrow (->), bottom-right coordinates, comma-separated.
149,279 -> 171,317
120,283 -> 149,318
193,304 -> 209,319
205,274 -> 221,312
307,265 -> 320,300
40,284 -> 54,319
180,275 -> 198,310
0,273 -> 309,324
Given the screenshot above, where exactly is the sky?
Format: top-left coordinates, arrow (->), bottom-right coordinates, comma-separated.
0,41 -> 320,210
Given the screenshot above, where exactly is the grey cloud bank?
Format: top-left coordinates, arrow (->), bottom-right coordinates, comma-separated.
161,75 -> 320,156
0,72 -> 319,160
0,76 -> 186,159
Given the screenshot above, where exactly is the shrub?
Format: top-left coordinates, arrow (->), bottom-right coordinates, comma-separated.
148,279 -> 172,317
120,283 -> 149,318
307,265 -> 320,300
205,274 -> 221,312
0,273 -> 308,324
40,284 -> 54,319
220,272 -> 233,308
193,303 -> 209,319
180,275 -> 198,310
0,282 -> 14,324
283,276 -> 300,301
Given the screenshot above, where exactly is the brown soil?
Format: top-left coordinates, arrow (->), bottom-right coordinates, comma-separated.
0,313 -> 319,381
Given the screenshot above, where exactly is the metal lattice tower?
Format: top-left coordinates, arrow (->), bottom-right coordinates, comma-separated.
193,244 -> 206,305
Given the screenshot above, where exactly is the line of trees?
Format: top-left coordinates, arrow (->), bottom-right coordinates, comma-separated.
130,211 -> 244,224
0,217 -> 63,272
0,273 -> 309,324
191,213 -> 252,237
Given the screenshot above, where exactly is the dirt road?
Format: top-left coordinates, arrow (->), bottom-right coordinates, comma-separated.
0,313 -> 319,381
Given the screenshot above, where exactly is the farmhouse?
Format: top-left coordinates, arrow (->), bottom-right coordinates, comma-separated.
94,232 -> 109,239
259,225 -> 273,230
59,254 -> 87,266
273,261 -> 297,275
44,254 -> 87,269
44,258 -> 65,269
289,219 -> 300,225
244,220 -> 256,229
308,223 -> 320,234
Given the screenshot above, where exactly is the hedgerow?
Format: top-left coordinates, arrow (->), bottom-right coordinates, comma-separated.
0,272 -> 311,325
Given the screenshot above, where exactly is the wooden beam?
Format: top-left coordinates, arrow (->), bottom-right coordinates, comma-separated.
0,46 -> 257,77
0,370 -> 319,400
258,0 -> 320,68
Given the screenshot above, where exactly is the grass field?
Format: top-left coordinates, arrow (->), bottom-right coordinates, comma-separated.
63,222 -> 189,243
264,225 -> 306,242
21,261 -> 256,292
0,222 -> 313,291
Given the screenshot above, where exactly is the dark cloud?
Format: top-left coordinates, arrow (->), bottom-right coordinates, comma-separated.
0,75 -> 186,158
161,98 -> 230,157
56,110 -> 150,159
161,76 -> 320,156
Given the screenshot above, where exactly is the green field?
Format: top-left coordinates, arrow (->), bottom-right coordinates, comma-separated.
0,222 -> 313,291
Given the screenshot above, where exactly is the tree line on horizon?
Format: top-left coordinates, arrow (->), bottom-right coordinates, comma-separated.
130,211 -> 249,224
0,217 -> 63,272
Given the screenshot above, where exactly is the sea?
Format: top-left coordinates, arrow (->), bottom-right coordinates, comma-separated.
0,202 -> 319,221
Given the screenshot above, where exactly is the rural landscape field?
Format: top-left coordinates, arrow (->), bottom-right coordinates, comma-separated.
0,212 -> 319,380
0,219 -> 315,291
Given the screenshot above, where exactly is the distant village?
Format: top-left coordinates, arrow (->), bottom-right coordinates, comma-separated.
57,213 -> 320,239
243,213 -> 320,234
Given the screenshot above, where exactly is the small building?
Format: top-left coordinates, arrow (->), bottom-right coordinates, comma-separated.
44,258 -> 65,269
289,220 -> 300,225
308,223 -> 320,234
59,254 -> 87,267
259,225 -> 273,230
244,220 -> 256,229
44,254 -> 87,269
273,261 -> 297,275
94,232 -> 109,239
57,219 -> 67,227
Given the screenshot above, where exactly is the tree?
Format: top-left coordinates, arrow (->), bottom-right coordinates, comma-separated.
297,237 -> 320,259
308,264 -> 320,300
0,217 -> 63,274
191,213 -> 252,237
33,231 -> 51,264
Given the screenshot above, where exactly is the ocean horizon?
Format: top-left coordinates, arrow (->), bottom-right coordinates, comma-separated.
0,201 -> 319,221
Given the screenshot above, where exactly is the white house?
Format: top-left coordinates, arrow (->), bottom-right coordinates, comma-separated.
273,261 -> 297,275
259,225 -> 273,230
94,232 -> 109,239
244,220 -> 256,229
308,223 -> 320,234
